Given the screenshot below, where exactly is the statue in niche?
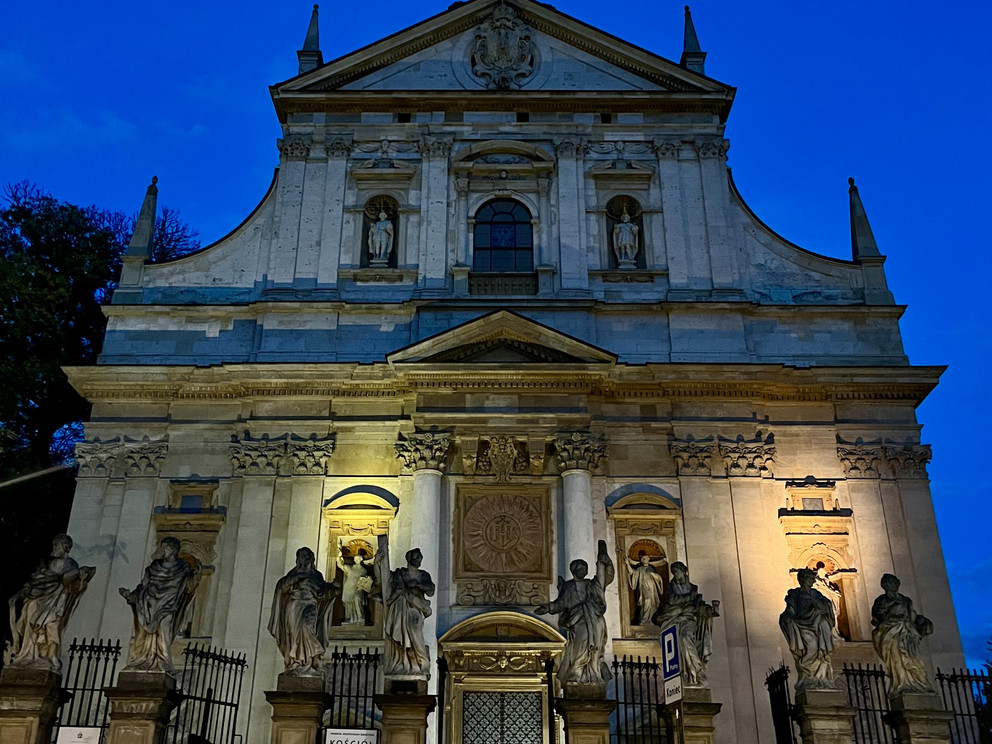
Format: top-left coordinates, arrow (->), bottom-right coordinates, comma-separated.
811,561 -> 845,640
612,209 -> 640,268
120,537 -> 199,673
337,541 -> 374,626
621,549 -> 667,626
779,567 -> 836,690
378,546 -> 435,677
8,534 -> 95,672
367,211 -> 394,266
268,547 -> 339,676
871,573 -> 934,694
537,540 -> 615,688
655,562 -> 720,687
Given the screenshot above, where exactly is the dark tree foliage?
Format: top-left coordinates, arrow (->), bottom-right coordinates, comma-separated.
0,182 -> 199,479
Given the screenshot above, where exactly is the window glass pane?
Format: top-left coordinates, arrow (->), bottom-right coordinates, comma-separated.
516,250 -> 533,271
491,250 -> 514,272
473,250 -> 492,272
516,224 -> 532,246
512,204 -> 530,221
492,224 -> 516,248
474,224 -> 490,248
477,204 -> 494,221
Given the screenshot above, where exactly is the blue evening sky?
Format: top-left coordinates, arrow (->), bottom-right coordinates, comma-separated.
2,1 -> 989,666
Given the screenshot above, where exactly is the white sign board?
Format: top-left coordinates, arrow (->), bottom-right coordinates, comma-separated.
324,729 -> 379,744
56,728 -> 103,744
664,673 -> 683,705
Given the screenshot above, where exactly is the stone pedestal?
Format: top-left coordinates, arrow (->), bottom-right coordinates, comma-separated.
681,687 -> 722,744
791,688 -> 856,744
555,697 -> 615,744
886,691 -> 954,744
264,674 -> 332,744
104,671 -> 182,744
0,668 -> 63,744
374,693 -> 436,744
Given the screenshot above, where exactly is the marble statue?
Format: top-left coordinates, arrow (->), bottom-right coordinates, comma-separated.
119,537 -> 199,673
655,561 -> 720,687
622,551 -> 667,625
7,534 -> 95,672
779,568 -> 836,690
871,573 -> 934,694
537,540 -> 615,688
612,210 -> 639,268
812,562 -> 845,640
268,547 -> 340,675
379,547 -> 435,677
337,543 -> 374,626
367,211 -> 394,265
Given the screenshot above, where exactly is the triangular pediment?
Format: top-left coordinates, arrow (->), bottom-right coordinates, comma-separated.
387,310 -> 617,366
274,0 -> 730,97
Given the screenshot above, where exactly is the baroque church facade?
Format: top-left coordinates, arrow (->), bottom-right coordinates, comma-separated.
63,1 -> 964,742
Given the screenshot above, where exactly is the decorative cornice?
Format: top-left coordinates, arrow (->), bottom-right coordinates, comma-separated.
836,437 -> 882,479
719,433 -> 775,478
553,432 -> 606,473
395,432 -> 452,472
669,436 -> 714,476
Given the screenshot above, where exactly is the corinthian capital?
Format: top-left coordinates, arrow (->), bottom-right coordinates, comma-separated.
326,138 -> 353,158
120,438 -> 169,477
75,438 -> 122,478
278,136 -> 312,160
553,432 -> 607,473
286,434 -> 336,475
669,436 -> 714,476
419,136 -> 453,159
836,437 -> 882,478
230,432 -> 285,476
719,433 -> 775,478
695,138 -> 730,160
883,441 -> 932,480
396,432 -> 453,472
553,137 -> 587,159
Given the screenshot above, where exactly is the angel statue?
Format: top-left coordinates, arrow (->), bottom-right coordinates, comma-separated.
871,573 -> 935,695
268,547 -> 340,676
337,541 -> 374,626
8,534 -> 95,672
655,561 -> 720,687
537,540 -> 615,689
120,537 -> 199,673
621,549 -> 667,626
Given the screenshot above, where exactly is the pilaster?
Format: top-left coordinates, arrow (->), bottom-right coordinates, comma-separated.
316,138 -> 352,287
554,138 -> 589,292
418,137 -> 452,290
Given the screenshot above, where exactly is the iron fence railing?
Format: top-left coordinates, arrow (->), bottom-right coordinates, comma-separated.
54,638 -> 123,742
840,663 -> 898,744
936,667 -> 992,744
609,655 -> 670,744
764,664 -> 799,744
168,644 -> 247,744
325,647 -> 381,731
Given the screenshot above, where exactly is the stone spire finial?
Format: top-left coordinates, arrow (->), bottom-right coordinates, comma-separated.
297,4 -> 323,75
848,177 -> 882,260
680,6 -> 707,75
126,176 -> 158,259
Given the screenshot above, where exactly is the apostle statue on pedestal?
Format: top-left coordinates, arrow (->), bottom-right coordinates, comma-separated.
268,547 -> 340,676
8,534 -> 95,672
780,567 -> 836,690
871,573 -> 934,695
655,561 -> 720,687
378,546 -> 435,677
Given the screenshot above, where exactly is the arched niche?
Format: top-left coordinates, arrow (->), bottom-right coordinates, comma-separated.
606,489 -> 683,640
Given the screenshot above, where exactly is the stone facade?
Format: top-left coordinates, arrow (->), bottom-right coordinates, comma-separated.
61,2 -> 963,744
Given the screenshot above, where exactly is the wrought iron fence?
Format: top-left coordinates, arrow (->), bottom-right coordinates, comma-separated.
325,646 -> 381,731
840,663 -> 898,744
55,638 -> 122,741
609,655 -> 670,744
168,644 -> 247,744
936,667 -> 992,744
764,664 -> 798,744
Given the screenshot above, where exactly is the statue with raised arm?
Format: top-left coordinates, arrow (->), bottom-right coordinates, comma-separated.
780,568 -> 836,691
612,209 -> 639,268
379,547 -> 435,677
120,537 -> 199,673
812,562 -> 845,640
871,573 -> 934,695
337,542 -> 374,626
8,534 -> 95,672
655,561 -> 720,687
622,550 -> 667,626
537,540 -> 615,688
367,211 -> 394,265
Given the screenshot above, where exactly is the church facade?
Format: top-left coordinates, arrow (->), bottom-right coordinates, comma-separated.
63,2 -> 964,743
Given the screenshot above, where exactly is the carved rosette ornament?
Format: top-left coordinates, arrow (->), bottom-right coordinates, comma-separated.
670,436 -> 714,476
120,440 -> 169,477
883,442 -> 932,480
553,432 -> 607,473
279,136 -> 312,160
395,432 -> 452,472
719,433 -> 776,478
696,138 -> 730,160
75,438 -> 122,477
836,437 -> 883,478
471,3 -> 535,90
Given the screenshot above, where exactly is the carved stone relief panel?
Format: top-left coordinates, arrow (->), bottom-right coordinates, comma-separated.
470,4 -> 536,90
453,485 -> 552,607
459,435 -> 547,480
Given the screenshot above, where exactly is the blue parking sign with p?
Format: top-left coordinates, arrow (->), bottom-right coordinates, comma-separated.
661,626 -> 680,680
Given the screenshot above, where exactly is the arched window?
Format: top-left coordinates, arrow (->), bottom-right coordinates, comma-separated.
473,199 -> 533,272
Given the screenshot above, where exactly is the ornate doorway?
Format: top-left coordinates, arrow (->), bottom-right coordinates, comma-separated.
439,612 -> 565,744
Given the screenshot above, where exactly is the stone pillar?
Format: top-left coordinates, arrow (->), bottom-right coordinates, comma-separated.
375,693 -> 436,744
886,691 -> 953,744
265,675 -> 332,744
681,687 -> 722,744
316,138 -> 351,287
104,671 -> 181,744
791,689 -> 855,744
553,138 -> 589,293
554,432 -> 607,568
0,668 -> 63,744
554,698 -> 615,744
417,137 -> 452,291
